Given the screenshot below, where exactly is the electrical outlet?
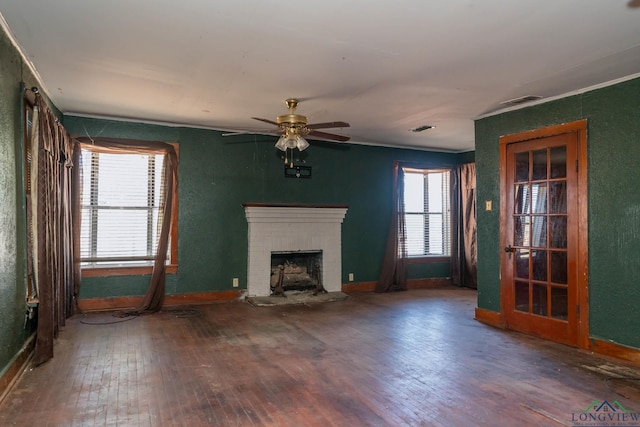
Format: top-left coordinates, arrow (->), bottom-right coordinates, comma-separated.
232,278 -> 239,287
348,273 -> 354,282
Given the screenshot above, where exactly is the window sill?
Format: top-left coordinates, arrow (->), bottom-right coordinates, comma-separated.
405,256 -> 450,264
82,264 -> 178,278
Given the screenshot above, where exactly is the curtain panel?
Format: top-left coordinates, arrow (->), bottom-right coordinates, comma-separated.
28,91 -> 76,366
451,163 -> 477,288
376,162 -> 408,292
72,137 -> 178,314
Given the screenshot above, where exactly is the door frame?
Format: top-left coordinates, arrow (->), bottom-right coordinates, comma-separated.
499,120 -> 589,349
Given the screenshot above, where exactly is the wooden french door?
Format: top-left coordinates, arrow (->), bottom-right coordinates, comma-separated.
500,122 -> 588,348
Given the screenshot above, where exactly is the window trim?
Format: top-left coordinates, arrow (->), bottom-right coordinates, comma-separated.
79,142 -> 179,277
405,255 -> 450,264
403,167 -> 452,259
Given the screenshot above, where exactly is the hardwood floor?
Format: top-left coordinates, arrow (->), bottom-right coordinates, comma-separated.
1,287 -> 639,426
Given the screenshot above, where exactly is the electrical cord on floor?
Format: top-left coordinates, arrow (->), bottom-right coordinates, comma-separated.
604,377 -> 640,399
79,313 -> 139,325
78,307 -> 202,324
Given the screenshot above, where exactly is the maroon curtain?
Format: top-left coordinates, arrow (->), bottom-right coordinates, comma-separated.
29,91 -> 76,366
376,162 -> 408,292
72,137 -> 178,313
451,163 -> 477,288
71,146 -> 82,312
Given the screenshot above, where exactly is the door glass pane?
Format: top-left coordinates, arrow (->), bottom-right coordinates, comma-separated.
515,249 -> 529,279
550,217 -> 567,248
515,152 -> 529,182
550,146 -> 567,179
531,250 -> 547,281
515,184 -> 530,214
550,181 -> 567,213
515,281 -> 529,312
551,251 -> 567,284
508,137 -> 574,333
551,287 -> 568,320
515,216 -> 530,246
531,216 -> 547,248
532,149 -> 547,180
531,183 -> 547,213
532,284 -> 548,316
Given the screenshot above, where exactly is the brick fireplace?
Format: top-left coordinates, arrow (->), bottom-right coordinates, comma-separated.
244,204 -> 348,297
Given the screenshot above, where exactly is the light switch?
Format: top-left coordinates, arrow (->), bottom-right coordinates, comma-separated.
485,200 -> 492,211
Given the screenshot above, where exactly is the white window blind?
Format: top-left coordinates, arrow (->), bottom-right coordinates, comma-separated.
79,148 -> 168,268
404,169 -> 451,256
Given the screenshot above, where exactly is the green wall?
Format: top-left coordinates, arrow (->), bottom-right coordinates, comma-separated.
475,77 -> 640,349
64,116 -> 464,298
0,28 -> 39,377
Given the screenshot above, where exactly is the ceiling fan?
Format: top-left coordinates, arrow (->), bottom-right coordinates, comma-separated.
224,98 -> 350,152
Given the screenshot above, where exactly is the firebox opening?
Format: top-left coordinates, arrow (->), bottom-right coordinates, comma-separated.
270,250 -> 324,296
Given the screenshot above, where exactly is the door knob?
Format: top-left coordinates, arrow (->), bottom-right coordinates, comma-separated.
504,245 -> 515,259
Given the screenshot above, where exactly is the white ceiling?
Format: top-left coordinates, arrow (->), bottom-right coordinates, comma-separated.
1,1 -> 639,152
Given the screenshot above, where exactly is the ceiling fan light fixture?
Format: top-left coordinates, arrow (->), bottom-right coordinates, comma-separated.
284,133 -> 299,149
296,135 -> 309,151
275,135 -> 288,151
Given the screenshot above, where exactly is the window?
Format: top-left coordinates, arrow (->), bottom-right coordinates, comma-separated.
79,144 -> 178,275
403,168 -> 451,257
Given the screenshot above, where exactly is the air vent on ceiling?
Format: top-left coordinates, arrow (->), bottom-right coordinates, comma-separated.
500,95 -> 543,106
410,125 -> 435,132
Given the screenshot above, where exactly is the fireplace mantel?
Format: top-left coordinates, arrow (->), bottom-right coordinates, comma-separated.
243,203 -> 348,208
244,205 -> 348,297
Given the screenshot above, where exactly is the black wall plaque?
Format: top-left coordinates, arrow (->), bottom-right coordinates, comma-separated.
284,165 -> 312,179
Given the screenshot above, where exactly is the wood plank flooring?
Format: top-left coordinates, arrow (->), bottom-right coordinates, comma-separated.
1,287 -> 639,426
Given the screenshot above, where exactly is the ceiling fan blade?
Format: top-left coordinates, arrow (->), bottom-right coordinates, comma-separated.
308,130 -> 351,142
222,129 -> 280,137
222,131 -> 251,136
251,117 -> 279,126
307,121 -> 350,130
